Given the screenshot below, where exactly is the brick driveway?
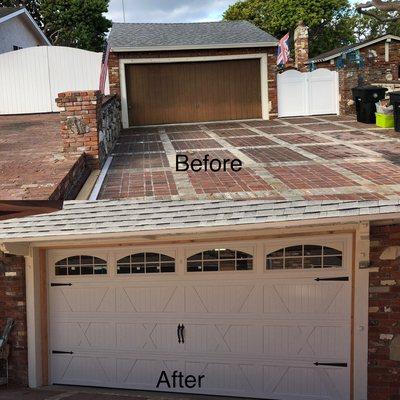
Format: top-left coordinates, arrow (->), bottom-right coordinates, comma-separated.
98,115 -> 400,200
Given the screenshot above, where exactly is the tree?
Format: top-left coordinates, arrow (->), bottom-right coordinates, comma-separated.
223,0 -> 357,57
356,0 -> 400,22
40,0 -> 111,51
0,0 -> 111,52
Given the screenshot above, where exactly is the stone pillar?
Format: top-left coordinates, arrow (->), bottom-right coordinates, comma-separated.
56,90 -> 103,169
294,21 -> 309,72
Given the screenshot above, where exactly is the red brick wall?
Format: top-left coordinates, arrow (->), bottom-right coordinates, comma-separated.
0,252 -> 27,385
56,91 -> 103,169
369,224 -> 400,400
108,47 -> 278,119
313,40 -> 400,115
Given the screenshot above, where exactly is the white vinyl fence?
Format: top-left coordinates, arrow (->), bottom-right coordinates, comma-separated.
0,46 -> 109,115
277,68 -> 339,117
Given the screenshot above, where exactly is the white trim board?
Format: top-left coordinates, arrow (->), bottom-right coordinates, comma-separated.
119,53 -> 269,128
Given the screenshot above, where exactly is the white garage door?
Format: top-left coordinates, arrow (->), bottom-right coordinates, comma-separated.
48,241 -> 351,400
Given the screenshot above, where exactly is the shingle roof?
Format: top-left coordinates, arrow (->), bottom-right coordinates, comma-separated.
108,21 -> 277,50
0,6 -> 23,19
0,199 -> 400,242
308,34 -> 400,63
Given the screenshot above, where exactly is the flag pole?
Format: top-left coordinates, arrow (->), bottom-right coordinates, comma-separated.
122,0 -> 126,22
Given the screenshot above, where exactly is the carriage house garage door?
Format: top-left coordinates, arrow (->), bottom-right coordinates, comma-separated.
48,236 -> 351,400
124,58 -> 263,126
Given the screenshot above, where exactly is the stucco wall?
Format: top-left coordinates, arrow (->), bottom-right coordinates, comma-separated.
0,15 -> 44,54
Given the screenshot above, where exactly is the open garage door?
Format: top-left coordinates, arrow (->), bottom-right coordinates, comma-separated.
48,240 -> 351,399
124,59 -> 263,126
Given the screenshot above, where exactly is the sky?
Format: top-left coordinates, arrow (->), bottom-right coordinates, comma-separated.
106,0 -> 237,23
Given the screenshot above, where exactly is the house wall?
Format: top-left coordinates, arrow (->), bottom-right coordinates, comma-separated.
314,41 -> 400,115
108,47 -> 278,119
369,223 -> 400,400
0,15 -> 44,54
0,252 -> 28,385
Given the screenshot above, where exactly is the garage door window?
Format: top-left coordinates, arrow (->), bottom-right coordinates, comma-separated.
187,249 -> 253,272
266,245 -> 342,270
117,253 -> 175,274
55,255 -> 107,276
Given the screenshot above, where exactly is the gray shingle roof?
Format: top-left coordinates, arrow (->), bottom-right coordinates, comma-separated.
0,199 -> 400,242
108,21 -> 277,50
0,6 -> 23,19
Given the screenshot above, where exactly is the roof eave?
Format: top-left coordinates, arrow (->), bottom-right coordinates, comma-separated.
111,42 -> 278,52
2,211 -> 400,246
306,34 -> 400,64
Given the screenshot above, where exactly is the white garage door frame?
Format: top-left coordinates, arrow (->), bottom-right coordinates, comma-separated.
118,53 -> 269,129
40,233 -> 364,400
277,68 -> 339,118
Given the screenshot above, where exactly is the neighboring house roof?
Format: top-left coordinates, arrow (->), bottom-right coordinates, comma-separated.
0,199 -> 399,242
307,34 -> 400,64
0,6 -> 51,46
108,21 -> 278,51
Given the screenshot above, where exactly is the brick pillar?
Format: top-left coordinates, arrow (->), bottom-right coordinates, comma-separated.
369,224 -> 400,400
0,252 -> 28,385
294,21 -> 309,72
56,90 -> 103,169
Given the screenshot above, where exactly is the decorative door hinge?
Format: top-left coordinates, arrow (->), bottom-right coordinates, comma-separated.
314,362 -> 347,367
52,350 -> 73,354
51,283 -> 72,287
314,277 -> 349,282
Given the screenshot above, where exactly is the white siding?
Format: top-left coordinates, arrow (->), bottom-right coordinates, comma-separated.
0,46 -> 109,115
0,15 -> 44,54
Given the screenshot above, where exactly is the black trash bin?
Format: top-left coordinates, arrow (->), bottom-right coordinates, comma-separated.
389,91 -> 400,132
352,85 -> 388,123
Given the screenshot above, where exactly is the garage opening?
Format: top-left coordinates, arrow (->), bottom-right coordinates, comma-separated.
125,59 -> 263,126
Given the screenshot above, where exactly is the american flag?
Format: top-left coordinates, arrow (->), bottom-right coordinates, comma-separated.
99,41 -> 110,93
277,33 -> 290,66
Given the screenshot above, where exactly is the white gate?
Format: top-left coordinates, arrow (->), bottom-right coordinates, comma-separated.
0,46 -> 109,115
278,68 -> 339,117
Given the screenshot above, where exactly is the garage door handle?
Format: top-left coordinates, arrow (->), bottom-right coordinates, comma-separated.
314,277 -> 349,281
181,324 -> 185,344
51,283 -> 72,287
314,362 -> 347,367
177,324 -> 182,343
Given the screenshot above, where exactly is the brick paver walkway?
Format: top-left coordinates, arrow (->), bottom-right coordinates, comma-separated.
98,115 -> 400,201
0,114 -> 85,200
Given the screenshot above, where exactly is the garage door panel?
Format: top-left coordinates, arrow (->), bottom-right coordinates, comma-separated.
263,323 -> 350,359
52,354 -> 116,386
184,284 -> 257,314
263,281 -> 350,317
265,364 -> 349,400
116,286 -> 182,313
51,286 -> 114,313
126,59 -> 262,126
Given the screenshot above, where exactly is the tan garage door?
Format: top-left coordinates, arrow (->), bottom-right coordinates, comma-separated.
125,59 -> 262,126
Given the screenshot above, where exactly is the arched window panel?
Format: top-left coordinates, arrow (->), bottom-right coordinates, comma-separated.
187,249 -> 253,272
55,255 -> 107,276
117,252 -> 175,274
266,245 -> 342,270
